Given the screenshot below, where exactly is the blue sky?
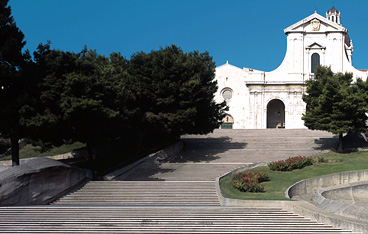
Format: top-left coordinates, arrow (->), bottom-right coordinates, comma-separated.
8,0 -> 368,71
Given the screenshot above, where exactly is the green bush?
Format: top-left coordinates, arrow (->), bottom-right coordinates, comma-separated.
232,171 -> 269,192
268,156 -> 313,171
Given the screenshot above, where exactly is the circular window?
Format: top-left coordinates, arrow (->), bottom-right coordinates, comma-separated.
221,88 -> 233,101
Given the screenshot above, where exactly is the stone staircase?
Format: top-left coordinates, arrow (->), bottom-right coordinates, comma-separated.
53,181 -> 220,206
0,206 -> 360,233
0,129 -> 358,233
122,129 -> 337,181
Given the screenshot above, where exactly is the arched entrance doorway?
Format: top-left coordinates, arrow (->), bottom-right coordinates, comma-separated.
267,99 -> 285,128
221,114 -> 234,129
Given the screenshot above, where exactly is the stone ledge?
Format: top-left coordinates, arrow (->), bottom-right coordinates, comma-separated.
103,141 -> 184,181
286,169 -> 368,199
0,157 -> 91,206
0,153 -> 74,166
309,181 -> 368,221
285,170 -> 368,233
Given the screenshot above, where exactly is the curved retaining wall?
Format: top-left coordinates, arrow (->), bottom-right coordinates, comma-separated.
322,181 -> 368,204
217,167 -> 368,234
285,169 -> 368,232
0,157 -> 91,205
311,180 -> 368,222
286,169 -> 368,199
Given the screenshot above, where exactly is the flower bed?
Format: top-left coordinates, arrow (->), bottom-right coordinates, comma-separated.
232,171 -> 269,192
268,156 -> 313,171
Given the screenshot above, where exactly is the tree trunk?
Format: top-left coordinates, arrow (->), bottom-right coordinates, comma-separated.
338,133 -> 343,153
86,142 -> 93,161
10,136 -> 20,166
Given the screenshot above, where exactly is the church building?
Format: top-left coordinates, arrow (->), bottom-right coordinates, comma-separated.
215,7 -> 368,129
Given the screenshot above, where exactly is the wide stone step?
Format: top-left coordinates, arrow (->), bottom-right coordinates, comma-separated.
0,206 -> 359,233
52,181 -> 221,206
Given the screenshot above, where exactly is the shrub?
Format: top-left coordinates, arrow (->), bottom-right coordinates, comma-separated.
316,156 -> 327,163
268,156 -> 313,171
232,171 -> 269,192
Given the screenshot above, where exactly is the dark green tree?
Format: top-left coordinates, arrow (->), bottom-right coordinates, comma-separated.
0,0 -> 31,166
60,49 -> 126,159
23,45 -> 133,160
20,44 -> 226,162
302,66 -> 368,152
20,43 -> 78,150
129,45 -> 226,151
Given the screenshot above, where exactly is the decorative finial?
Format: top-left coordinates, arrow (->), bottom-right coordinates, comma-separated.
314,4 -> 318,13
226,60 -> 229,64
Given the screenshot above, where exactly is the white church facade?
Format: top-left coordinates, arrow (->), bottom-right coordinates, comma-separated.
215,7 -> 368,129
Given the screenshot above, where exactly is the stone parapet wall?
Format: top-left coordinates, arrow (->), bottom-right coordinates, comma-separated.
284,169 -> 368,233
103,140 -> 184,181
286,169 -> 368,199
0,157 -> 91,206
0,153 -> 74,166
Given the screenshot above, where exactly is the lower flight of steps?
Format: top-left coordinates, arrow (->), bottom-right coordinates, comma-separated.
52,181 -> 221,206
0,206 -> 360,234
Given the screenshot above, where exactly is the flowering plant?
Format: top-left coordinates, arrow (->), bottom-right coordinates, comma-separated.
268,156 -> 313,171
232,171 -> 269,192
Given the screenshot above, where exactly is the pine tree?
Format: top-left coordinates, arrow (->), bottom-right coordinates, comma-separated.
129,45 -> 227,152
0,0 -> 30,166
302,66 -> 368,152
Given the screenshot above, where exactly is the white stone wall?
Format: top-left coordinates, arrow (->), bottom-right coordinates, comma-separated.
214,10 -> 368,129
215,63 -> 249,129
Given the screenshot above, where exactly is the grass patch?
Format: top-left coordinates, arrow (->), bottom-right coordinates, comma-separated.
220,150 -> 368,200
0,142 -> 85,161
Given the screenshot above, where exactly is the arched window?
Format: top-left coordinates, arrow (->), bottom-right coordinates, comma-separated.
311,53 -> 320,73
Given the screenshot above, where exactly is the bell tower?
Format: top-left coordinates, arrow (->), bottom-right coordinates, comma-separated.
326,6 -> 341,24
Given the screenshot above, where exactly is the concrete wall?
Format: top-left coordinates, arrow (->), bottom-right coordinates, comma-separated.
103,141 -> 184,181
322,182 -> 368,204
0,157 -> 91,206
286,169 -> 368,198
284,169 -> 368,233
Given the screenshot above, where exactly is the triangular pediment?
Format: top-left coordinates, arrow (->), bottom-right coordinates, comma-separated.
306,42 -> 326,49
284,12 -> 346,34
216,62 -> 244,72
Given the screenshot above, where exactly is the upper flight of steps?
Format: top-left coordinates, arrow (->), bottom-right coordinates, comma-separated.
122,129 -> 337,181
178,129 -> 337,162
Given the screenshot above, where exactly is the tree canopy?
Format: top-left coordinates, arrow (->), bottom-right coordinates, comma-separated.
0,1 -> 226,165
302,66 -> 368,152
129,46 -> 226,136
18,45 -> 226,161
0,0 -> 31,166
